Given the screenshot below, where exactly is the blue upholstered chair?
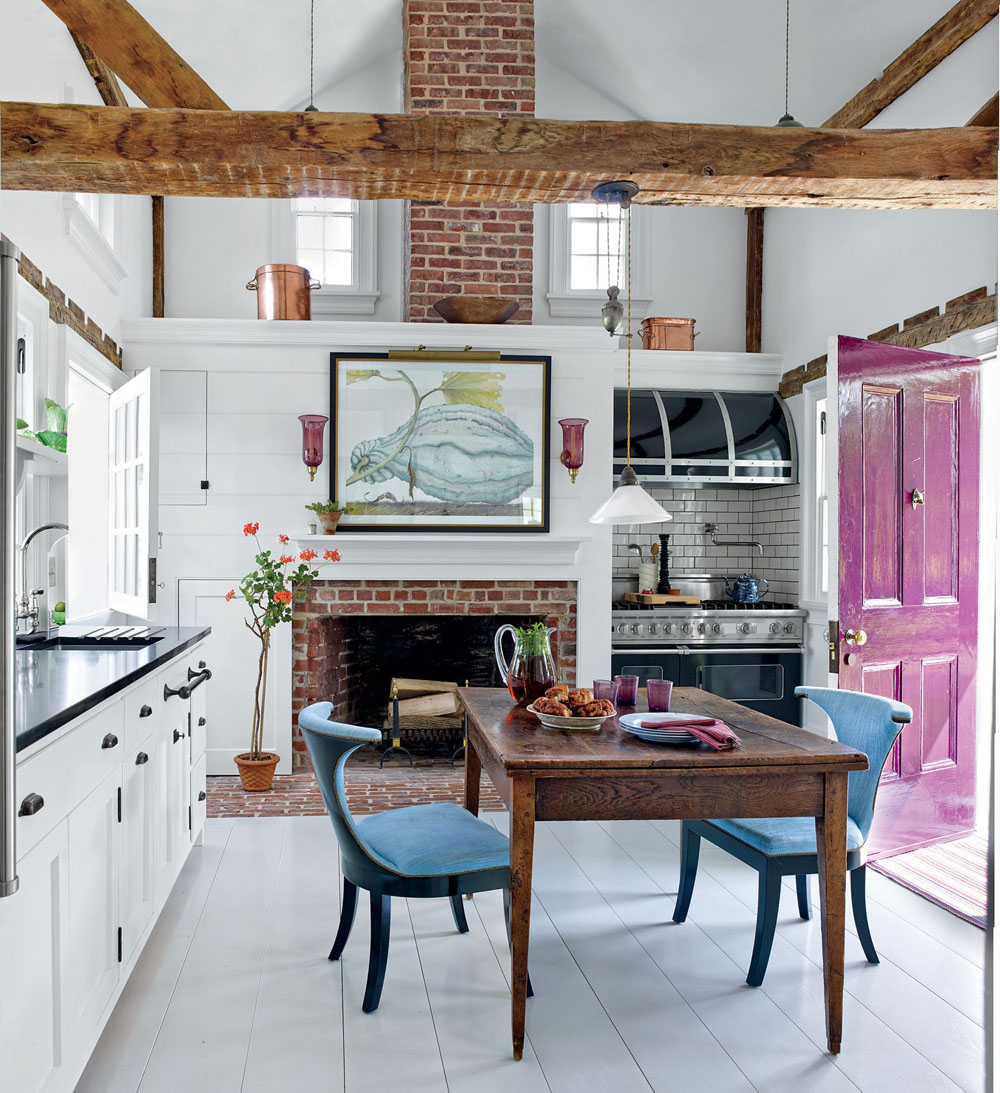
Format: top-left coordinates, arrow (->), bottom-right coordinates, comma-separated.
672,686 -> 912,986
299,702 -> 523,1013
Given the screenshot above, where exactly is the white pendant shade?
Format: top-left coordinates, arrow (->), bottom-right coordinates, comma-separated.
589,483 -> 673,526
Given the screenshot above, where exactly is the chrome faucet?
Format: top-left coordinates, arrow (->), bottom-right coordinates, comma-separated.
16,523 -> 68,636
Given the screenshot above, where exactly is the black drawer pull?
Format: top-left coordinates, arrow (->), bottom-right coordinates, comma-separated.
197,790 -> 207,802
197,717 -> 206,726
139,704 -> 153,718
102,733 -> 119,749
18,792 -> 44,817
135,752 -> 149,765
173,728 -> 185,743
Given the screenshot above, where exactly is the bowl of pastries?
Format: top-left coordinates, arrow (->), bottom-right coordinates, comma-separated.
526,686 -> 616,731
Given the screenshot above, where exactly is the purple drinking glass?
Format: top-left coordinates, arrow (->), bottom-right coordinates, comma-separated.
614,674 -> 639,706
593,679 -> 620,704
646,678 -> 673,712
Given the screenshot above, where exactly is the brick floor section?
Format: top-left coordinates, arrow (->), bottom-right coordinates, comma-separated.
207,745 -> 505,818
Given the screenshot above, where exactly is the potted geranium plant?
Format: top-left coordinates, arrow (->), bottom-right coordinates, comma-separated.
227,521 -> 340,791
305,499 -> 343,534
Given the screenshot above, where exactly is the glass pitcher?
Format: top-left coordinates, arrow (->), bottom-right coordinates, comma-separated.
494,623 -> 557,706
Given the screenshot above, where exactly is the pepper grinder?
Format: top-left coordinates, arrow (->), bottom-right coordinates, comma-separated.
657,533 -> 672,593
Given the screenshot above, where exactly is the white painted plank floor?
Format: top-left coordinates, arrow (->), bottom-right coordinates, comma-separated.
77,816 -> 987,1093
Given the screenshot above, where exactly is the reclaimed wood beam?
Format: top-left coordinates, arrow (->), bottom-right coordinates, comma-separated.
968,92 -> 999,125
778,288 -> 997,397
2,104 -> 995,210
823,0 -> 997,129
39,0 -> 227,110
745,208 -> 764,352
69,30 -> 128,108
152,195 -> 164,317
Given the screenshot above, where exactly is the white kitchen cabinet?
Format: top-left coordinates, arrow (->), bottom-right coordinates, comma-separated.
0,821 -> 70,1093
66,766 -> 121,1055
152,710 -> 189,910
119,737 -> 155,965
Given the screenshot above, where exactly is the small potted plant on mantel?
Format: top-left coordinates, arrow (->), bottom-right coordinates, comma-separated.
305,500 -> 343,534
227,522 -> 340,791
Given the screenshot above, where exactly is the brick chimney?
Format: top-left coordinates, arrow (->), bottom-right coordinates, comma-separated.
403,0 -> 534,323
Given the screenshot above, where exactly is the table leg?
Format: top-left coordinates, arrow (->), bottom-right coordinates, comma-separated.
815,771 -> 848,1054
509,775 -> 535,1060
464,728 -> 482,817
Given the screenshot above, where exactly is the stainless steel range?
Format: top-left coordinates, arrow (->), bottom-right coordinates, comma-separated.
610,588 -> 808,725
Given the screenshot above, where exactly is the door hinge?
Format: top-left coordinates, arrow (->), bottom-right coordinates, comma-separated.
117,786 -> 122,823
827,619 -> 840,675
188,805 -> 192,832
148,556 -> 157,605
117,927 -> 123,963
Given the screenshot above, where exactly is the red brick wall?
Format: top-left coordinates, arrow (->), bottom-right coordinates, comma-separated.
403,0 -> 535,322
291,578 -> 576,769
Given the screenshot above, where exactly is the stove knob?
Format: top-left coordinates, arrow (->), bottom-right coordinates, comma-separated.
616,623 -> 628,635
648,622 -> 659,636
631,623 -> 642,635
697,622 -> 707,635
712,623 -> 722,634
664,623 -> 674,635
739,622 -> 757,635
784,622 -> 797,634
769,622 -> 781,635
681,622 -> 694,636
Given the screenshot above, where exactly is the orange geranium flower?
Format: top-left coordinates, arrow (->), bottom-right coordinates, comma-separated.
225,589 -> 236,601
279,554 -> 295,564
323,549 -> 341,562
300,549 -> 318,562
273,589 -> 292,604
243,522 -> 260,537
279,534 -> 290,544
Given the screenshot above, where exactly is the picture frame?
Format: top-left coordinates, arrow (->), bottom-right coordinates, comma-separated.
330,352 -> 551,533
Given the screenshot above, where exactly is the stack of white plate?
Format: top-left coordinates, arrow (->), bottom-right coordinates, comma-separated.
618,711 -> 701,744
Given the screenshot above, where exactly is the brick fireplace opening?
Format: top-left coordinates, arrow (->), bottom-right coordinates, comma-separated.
291,579 -> 577,769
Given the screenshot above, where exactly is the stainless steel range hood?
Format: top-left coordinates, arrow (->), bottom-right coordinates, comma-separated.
613,389 -> 796,486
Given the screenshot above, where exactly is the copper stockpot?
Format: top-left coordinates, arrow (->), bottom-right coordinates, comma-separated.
246,264 -> 321,320
638,316 -> 698,351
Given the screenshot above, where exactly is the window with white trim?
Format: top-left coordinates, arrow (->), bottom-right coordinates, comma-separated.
546,204 -> 650,319
272,198 -> 379,316
64,193 -> 126,293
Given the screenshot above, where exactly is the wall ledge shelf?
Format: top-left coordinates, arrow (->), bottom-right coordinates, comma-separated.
16,435 -> 68,476
292,533 -> 590,568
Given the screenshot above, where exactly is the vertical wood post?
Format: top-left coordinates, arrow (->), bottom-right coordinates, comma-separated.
152,195 -> 164,317
745,207 -> 764,353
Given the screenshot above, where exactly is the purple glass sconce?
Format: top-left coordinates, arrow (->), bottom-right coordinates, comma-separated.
558,418 -> 588,484
298,414 -> 328,481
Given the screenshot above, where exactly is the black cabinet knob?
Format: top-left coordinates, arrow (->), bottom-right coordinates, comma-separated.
102,733 -> 119,749
197,717 -> 206,726
18,792 -> 44,817
197,790 -> 207,802
173,728 -> 185,743
135,752 -> 149,765
139,705 -> 153,718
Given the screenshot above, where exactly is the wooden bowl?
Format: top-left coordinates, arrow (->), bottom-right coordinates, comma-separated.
432,296 -> 520,324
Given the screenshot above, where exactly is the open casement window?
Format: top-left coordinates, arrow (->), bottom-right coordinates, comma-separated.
108,369 -> 159,616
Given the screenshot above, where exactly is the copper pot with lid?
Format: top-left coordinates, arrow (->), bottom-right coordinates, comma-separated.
246,264 -> 321,320
638,316 -> 698,351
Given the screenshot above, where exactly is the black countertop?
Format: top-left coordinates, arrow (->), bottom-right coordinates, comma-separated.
15,626 -> 211,753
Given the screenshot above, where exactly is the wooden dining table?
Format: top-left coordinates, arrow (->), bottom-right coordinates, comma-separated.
458,686 -> 869,1060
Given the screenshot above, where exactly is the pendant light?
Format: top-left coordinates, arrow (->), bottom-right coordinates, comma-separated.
775,0 -> 803,127
305,0 -> 318,112
600,194 -> 624,335
589,182 -> 672,527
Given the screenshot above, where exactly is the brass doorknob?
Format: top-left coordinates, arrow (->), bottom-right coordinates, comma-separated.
911,487 -> 925,509
844,628 -> 868,646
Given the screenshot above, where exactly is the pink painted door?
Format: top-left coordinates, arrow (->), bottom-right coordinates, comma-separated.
837,335 -> 980,859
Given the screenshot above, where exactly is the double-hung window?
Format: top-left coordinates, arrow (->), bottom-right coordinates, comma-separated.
63,193 -> 126,293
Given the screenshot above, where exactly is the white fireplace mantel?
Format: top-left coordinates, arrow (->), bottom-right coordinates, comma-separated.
293,534 -> 591,569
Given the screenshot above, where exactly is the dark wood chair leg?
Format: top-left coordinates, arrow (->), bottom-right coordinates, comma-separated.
747,865 -> 782,987
796,874 -> 812,921
329,878 -> 359,961
850,865 -> 879,964
672,822 -> 701,923
362,893 -> 391,1013
450,892 -> 470,934
502,888 -> 533,998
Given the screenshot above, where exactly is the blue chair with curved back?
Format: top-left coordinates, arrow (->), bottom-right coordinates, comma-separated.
299,702 -> 526,1013
672,686 -> 912,986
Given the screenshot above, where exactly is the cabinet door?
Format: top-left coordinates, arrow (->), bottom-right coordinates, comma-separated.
120,739 -> 155,965
190,752 -> 208,843
188,660 -> 208,764
153,713 -> 190,909
0,822 -> 69,1093
66,767 -> 121,1054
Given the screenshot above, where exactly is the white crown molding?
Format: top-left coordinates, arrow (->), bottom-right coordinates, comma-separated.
292,533 -> 590,568
615,349 -> 787,390
311,290 -> 381,317
62,195 -> 127,294
120,317 -> 612,350
547,292 -> 653,319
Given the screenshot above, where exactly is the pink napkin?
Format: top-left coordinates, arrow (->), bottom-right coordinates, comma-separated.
640,718 -> 742,750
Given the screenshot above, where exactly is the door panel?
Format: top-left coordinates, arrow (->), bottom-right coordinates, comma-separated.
837,335 -> 980,857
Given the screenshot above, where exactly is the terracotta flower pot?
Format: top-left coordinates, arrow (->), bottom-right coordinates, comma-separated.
317,510 -> 342,534
234,752 -> 280,792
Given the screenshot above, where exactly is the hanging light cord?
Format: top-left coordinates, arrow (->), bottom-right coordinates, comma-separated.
625,200 -> 632,468
784,0 -> 791,118
308,0 -> 316,110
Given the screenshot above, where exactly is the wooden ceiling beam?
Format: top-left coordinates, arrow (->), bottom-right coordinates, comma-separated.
968,92 -> 1000,125
1,103 -> 995,210
69,30 -> 128,108
823,0 -> 997,129
39,0 -> 228,110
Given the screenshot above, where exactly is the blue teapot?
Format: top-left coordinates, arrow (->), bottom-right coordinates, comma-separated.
724,572 -> 769,604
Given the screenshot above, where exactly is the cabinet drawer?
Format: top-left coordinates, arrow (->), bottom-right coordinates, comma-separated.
16,703 -> 126,857
190,753 -> 207,842
123,673 -> 165,750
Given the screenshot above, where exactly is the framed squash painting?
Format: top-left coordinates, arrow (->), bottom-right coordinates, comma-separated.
330,352 -> 551,532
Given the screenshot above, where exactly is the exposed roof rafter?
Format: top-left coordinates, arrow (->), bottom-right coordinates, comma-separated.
968,92 -> 1000,125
